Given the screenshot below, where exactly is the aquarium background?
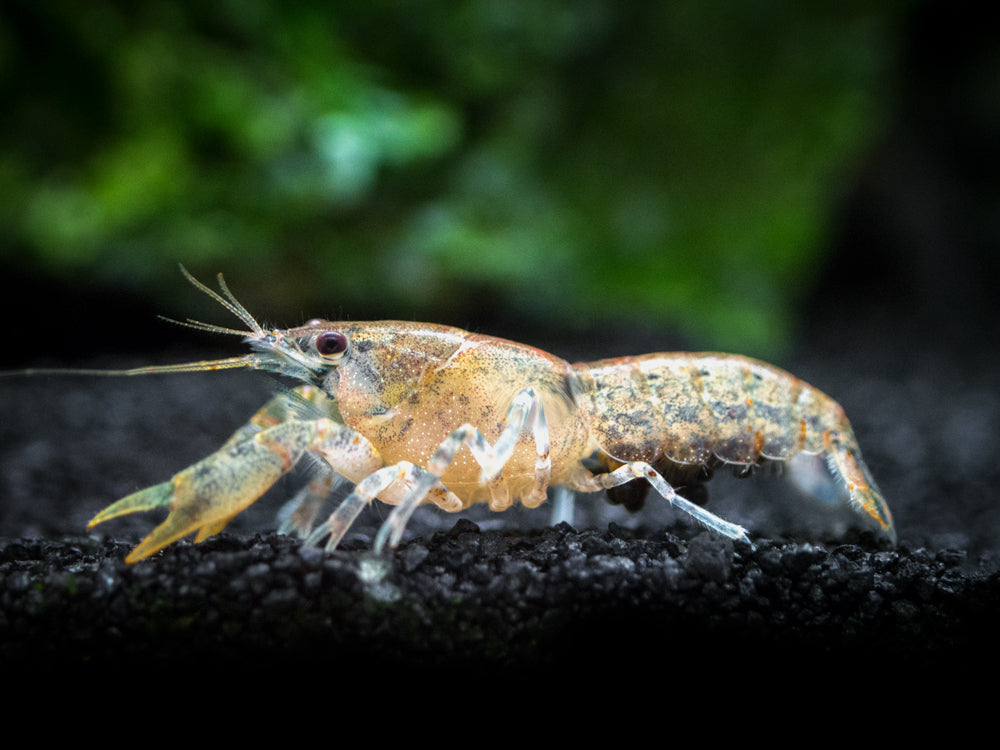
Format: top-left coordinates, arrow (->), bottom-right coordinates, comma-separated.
3,1 -> 994,367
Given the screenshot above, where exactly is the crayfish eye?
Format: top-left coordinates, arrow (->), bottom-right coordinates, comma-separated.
315,331 -> 348,357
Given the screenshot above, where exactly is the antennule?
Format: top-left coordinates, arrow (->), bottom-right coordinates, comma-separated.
178,264 -> 264,335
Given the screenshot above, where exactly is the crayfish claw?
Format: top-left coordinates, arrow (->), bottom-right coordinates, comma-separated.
126,516 -> 214,564
87,480 -> 174,530
194,520 -> 230,543
87,479 -> 224,563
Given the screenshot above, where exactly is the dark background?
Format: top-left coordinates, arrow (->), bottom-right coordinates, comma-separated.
1,1 -> 998,681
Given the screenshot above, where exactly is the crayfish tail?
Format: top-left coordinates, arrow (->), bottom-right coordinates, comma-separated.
828,440 -> 896,544
855,486 -> 896,544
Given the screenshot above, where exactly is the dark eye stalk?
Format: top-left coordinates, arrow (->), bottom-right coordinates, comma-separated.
315,331 -> 348,356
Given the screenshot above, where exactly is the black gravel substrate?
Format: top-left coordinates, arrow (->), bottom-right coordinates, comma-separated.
2,524 -> 990,678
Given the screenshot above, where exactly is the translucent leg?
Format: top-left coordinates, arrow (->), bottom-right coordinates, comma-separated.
309,387 -> 549,554
375,387 -> 552,550
306,462 -> 411,550
572,461 -> 751,544
550,485 -> 575,526
303,461 -> 454,551
277,472 -> 341,537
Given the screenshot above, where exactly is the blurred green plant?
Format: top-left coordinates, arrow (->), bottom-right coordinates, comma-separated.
0,0 -> 903,354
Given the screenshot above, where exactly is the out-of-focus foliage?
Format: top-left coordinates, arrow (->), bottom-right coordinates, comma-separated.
0,1 -> 904,353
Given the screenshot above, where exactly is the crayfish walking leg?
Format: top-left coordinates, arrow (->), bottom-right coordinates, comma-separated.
306,387 -> 552,554
570,462 -> 752,544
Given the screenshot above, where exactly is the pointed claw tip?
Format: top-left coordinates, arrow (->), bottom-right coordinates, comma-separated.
86,507 -> 119,530
124,545 -> 162,564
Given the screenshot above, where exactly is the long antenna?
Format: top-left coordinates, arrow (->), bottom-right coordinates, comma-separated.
1,355 -> 262,378
1,265 -> 267,378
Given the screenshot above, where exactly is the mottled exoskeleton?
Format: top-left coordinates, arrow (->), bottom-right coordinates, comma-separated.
16,268 -> 895,562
